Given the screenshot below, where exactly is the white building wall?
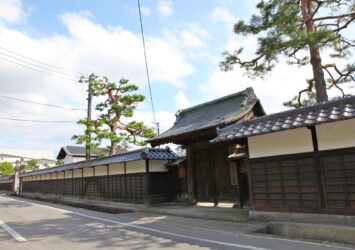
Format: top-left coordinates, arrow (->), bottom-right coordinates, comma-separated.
83,168 -> 94,177
64,170 -> 73,178
73,157 -> 86,163
94,165 -> 108,176
316,119 -> 355,151
63,155 -> 73,164
58,172 -> 64,179
109,163 -> 124,175
126,160 -> 145,174
73,169 -> 82,178
149,160 -> 168,172
248,127 -> 314,158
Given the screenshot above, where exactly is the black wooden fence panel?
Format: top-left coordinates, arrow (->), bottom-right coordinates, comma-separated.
0,182 -> 12,191
249,147 -> 355,214
21,172 -> 170,203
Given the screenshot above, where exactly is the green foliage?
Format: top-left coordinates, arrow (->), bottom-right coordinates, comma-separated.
73,75 -> 156,155
56,159 -> 64,166
0,161 -> 14,175
283,91 -> 317,108
26,159 -> 39,170
221,0 -> 354,107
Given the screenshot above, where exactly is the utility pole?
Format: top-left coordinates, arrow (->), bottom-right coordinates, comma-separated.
79,73 -> 96,160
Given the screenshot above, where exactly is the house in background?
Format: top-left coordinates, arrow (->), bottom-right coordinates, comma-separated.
0,150 -> 56,169
148,88 -> 265,205
56,145 -> 125,164
212,95 -> 355,217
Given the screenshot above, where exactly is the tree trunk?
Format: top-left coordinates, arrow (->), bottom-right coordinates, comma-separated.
300,0 -> 328,103
110,124 -> 117,155
110,141 -> 117,155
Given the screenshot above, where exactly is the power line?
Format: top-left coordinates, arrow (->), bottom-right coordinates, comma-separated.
0,116 -> 77,123
0,56 -> 79,82
0,95 -> 87,111
138,0 -> 159,133
0,45 -> 83,76
0,50 -> 79,79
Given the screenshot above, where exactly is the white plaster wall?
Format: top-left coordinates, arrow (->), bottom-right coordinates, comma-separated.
83,168 -> 94,177
149,160 -> 168,172
109,163 -> 124,175
94,165 -> 108,176
248,127 -> 314,158
126,160 -> 145,174
58,172 -> 64,179
317,119 -> 355,151
73,157 -> 86,163
64,170 -> 73,178
63,155 -> 73,164
73,169 -> 82,178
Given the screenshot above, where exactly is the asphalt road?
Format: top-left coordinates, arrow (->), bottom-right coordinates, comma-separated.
0,195 -> 353,250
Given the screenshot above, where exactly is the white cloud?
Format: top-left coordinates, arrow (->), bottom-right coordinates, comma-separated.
140,6 -> 150,16
174,91 -> 192,110
0,10 -> 194,152
199,55 -> 355,114
133,110 -> 176,136
180,29 -> 207,49
0,0 -> 25,24
211,6 -> 236,31
157,0 -> 173,17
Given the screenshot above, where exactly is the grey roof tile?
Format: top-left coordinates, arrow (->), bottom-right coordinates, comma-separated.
148,87 -> 265,146
212,95 -> 355,143
21,148 -> 178,177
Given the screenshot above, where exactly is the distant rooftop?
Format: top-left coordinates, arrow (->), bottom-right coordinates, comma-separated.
56,146 -> 126,160
0,148 -> 54,160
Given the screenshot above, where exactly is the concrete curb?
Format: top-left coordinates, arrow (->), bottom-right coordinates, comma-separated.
250,210 -> 355,227
142,207 -> 250,223
267,222 -> 355,246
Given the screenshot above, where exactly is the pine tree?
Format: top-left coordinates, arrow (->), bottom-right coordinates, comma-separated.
221,0 -> 354,107
73,76 -> 156,155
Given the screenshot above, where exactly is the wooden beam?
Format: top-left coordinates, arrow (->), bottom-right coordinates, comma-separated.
310,126 -> 326,208
124,163 -> 127,200
245,139 -> 255,209
145,159 -> 150,205
81,168 -> 84,197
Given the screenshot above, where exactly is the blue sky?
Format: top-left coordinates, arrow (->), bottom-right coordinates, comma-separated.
0,0 -> 353,158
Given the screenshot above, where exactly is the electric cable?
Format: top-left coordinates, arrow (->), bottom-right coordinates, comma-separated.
138,0 -> 159,133
0,95 -> 86,111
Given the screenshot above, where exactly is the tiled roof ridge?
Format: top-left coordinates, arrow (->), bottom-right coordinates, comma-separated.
232,95 -> 355,128
212,95 -> 355,142
20,147 -> 177,177
175,87 -> 255,117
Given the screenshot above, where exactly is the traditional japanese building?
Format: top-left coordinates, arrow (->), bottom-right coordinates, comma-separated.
148,88 -> 265,204
20,147 -> 178,204
212,95 -> 355,215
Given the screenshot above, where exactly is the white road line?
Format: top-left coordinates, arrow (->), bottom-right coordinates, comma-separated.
0,220 -> 27,242
2,196 -> 353,250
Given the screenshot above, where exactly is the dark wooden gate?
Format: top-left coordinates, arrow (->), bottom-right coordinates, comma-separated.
194,146 -> 237,202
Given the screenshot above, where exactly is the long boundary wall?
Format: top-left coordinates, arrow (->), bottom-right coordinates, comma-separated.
19,159 -> 172,204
